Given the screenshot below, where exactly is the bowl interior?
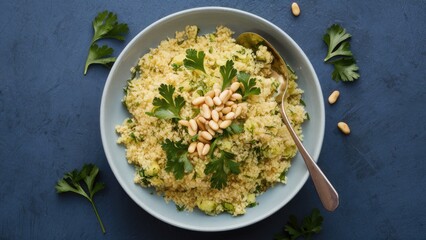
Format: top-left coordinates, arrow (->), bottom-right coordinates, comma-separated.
100,7 -> 324,232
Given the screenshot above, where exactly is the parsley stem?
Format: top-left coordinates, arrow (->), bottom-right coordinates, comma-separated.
89,199 -> 106,234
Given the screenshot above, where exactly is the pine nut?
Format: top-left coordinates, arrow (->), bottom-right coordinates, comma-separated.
219,112 -> 224,119
197,142 -> 204,155
201,104 -> 211,119
235,106 -> 242,117
188,142 -> 197,153
337,122 -> 350,135
205,124 -> 216,136
222,107 -> 232,114
213,96 -> 222,106
231,104 -> 238,111
214,88 -> 221,97
200,131 -> 213,140
215,104 -> 224,111
291,2 -> 301,16
212,110 -> 219,122
216,128 -> 223,134
225,112 -> 235,120
219,120 -> 232,129
222,91 -> 232,103
178,120 -> 189,127
205,90 -> 215,98
225,101 -> 235,106
196,118 -> 206,131
213,83 -> 221,90
205,96 -> 214,107
198,134 -> 210,144
231,93 -> 242,101
192,96 -> 205,106
188,126 -> 196,136
230,82 -> 240,92
328,90 -> 340,104
189,119 -> 198,132
208,120 -> 219,130
198,116 -> 207,124
219,90 -> 229,101
202,144 -> 210,156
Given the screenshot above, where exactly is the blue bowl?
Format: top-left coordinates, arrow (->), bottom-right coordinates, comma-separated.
100,6 -> 325,232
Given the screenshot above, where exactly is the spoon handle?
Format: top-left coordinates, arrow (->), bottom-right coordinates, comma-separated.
280,107 -> 339,211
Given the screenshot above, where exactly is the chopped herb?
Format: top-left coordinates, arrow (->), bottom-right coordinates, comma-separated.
323,24 -> 360,82
220,60 -> 237,90
305,112 -> 310,120
274,208 -> 323,240
237,72 -> 261,100
176,205 -> 185,211
204,151 -> 240,189
84,11 -> 129,75
183,49 -> 206,73
161,139 -> 193,179
146,84 -> 185,119
55,164 -> 106,233
247,202 -> 258,208
299,99 -> 306,106
171,63 -> 181,71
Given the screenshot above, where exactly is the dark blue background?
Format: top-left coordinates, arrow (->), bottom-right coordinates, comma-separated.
1,0 -> 425,239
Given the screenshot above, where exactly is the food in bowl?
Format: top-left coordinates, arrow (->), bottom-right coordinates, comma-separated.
115,25 -> 307,216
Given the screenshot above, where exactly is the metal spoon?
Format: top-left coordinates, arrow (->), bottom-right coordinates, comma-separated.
236,32 -> 339,211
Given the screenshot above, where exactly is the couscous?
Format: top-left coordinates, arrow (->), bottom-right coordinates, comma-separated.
116,25 -> 307,215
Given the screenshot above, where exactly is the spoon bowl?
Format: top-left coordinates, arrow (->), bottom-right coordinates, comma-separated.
236,32 -> 339,211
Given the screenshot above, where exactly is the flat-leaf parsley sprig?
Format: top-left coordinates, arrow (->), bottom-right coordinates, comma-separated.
161,139 -> 193,179
204,150 -> 240,189
146,84 -> 186,120
323,24 -> 360,82
55,164 -> 106,233
274,208 -> 324,240
84,10 -> 129,75
183,49 -> 206,73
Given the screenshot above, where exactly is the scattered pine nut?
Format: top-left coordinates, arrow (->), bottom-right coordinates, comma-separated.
235,106 -> 242,117
225,112 -> 235,120
212,110 -> 219,122
202,144 -> 210,156
220,120 -> 232,129
201,104 -> 211,119
200,131 -> 213,141
208,120 -> 219,131
328,90 -> 340,104
291,2 -> 301,16
188,142 -> 197,153
205,96 -> 214,107
205,90 -> 215,98
189,119 -> 198,132
230,82 -> 240,92
222,107 -> 232,114
197,142 -> 205,155
337,122 -> 350,135
178,120 -> 189,127
219,90 -> 230,101
213,96 -> 222,106
192,96 -> 205,106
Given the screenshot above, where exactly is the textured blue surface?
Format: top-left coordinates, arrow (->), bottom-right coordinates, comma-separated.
1,0 -> 425,239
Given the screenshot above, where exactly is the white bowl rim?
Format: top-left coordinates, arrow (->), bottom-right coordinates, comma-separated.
100,6 -> 325,232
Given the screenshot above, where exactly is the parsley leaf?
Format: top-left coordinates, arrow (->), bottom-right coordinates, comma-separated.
209,122 -> 244,158
237,72 -> 261,100
84,44 -> 116,73
147,84 -> 185,119
161,139 -> 193,179
323,24 -> 352,62
220,60 -> 237,90
84,11 -> 129,75
274,208 -> 323,240
330,58 -> 360,81
183,49 -> 206,73
204,151 -> 240,189
55,164 -> 106,233
323,24 -> 360,82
